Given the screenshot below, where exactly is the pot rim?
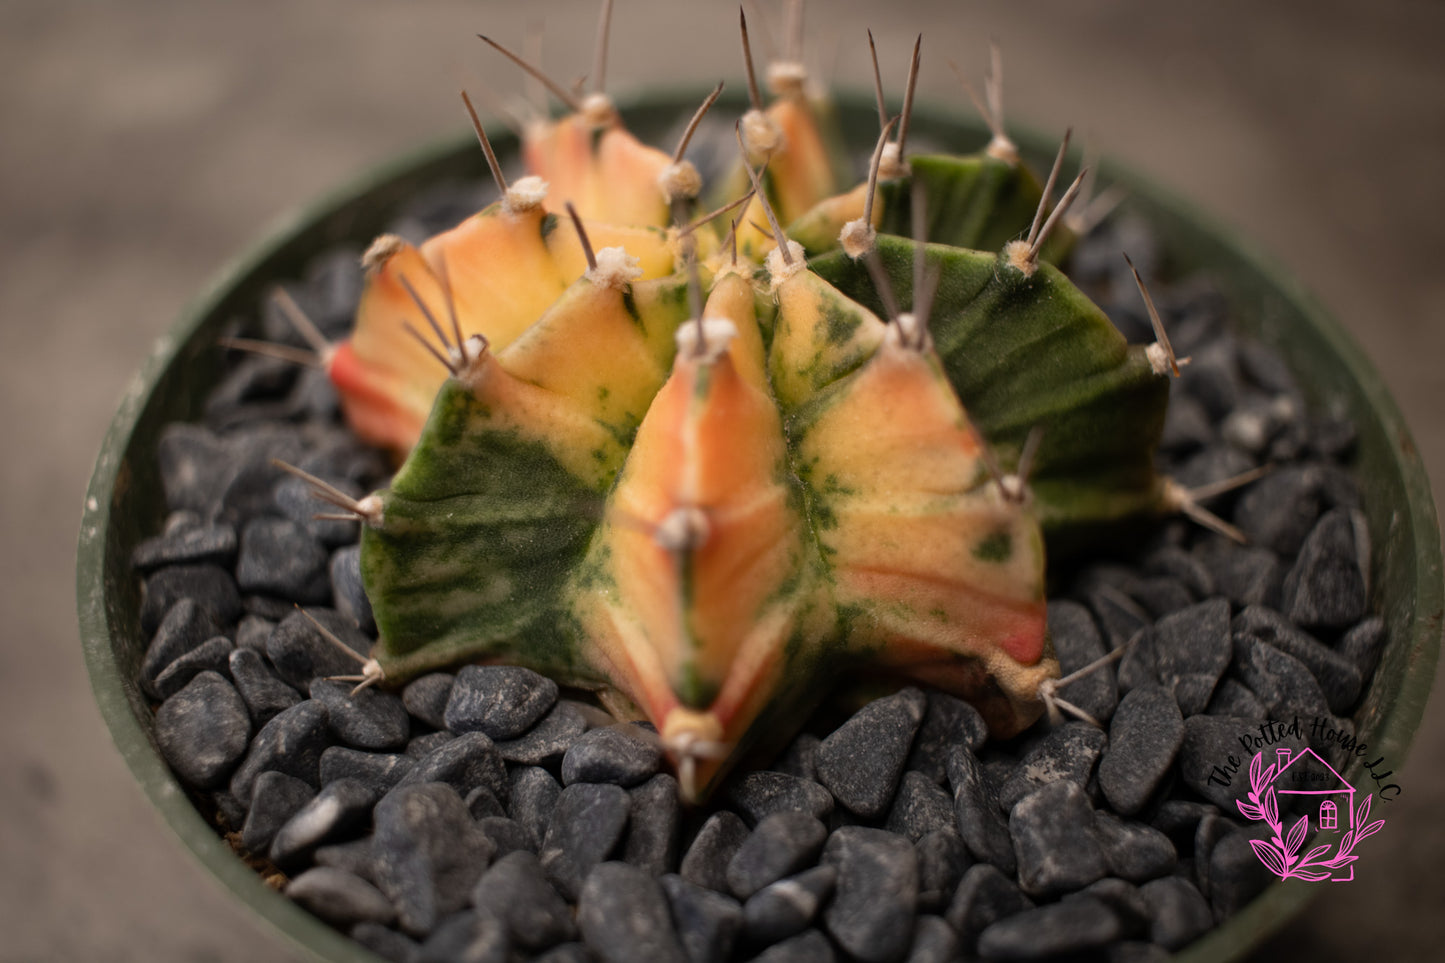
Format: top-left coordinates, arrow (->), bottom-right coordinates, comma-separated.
77,87 -> 1443,963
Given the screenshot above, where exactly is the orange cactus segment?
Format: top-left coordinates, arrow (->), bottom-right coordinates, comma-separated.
523,115 -> 672,228
545,219 -> 678,282
735,96 -> 841,258
769,271 -> 888,410
700,271 -> 769,391
786,180 -> 874,256
797,334 -> 1052,733
418,204 -> 567,351
496,273 -> 689,445
572,305 -> 814,798
607,317 -> 803,703
327,340 -> 430,458
340,240 -> 457,455
765,96 -> 840,225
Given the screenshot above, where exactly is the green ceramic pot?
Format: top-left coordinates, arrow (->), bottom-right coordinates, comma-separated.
77,91 -> 1442,963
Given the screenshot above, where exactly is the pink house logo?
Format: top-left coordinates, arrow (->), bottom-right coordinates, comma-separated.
1236,747 -> 1385,882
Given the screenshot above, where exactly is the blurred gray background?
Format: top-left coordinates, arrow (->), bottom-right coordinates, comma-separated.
3,1 -> 1442,960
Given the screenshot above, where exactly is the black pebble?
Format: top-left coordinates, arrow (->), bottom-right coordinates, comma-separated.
577,861 -> 688,963
228,647 -> 302,727
314,837 -> 379,884
661,873 -> 743,963
152,635 -> 235,700
466,786 -> 506,820
904,915 -> 961,963
478,817 -> 532,860
944,864 -> 1033,952
1010,781 -> 1109,898
1160,393 -> 1215,452
1206,830 -> 1274,921
914,829 -> 971,913
1139,876 -> 1214,950
561,724 -> 663,788
944,746 -> 1015,876
773,733 -> 821,781
997,722 -> 1108,812
350,921 -> 421,963
1232,635 -> 1331,719
539,782 -> 632,901
743,864 -> 836,944
236,516 -> 333,604
1340,615 -> 1387,681
1206,678 -> 1268,720
157,422 -> 231,514
1178,715 -> 1303,811
1068,877 -> 1152,937
398,731 -> 510,807
270,777 -> 379,868
1153,599 -> 1231,715
229,699 -> 332,802
132,522 -> 238,573
1143,546 -> 1215,599
624,773 -> 681,875
975,896 -> 1123,960
1233,605 -> 1362,712
904,691 -> 988,784
329,545 -> 375,635
1092,811 -> 1178,883
265,608 -> 371,690
1196,541 -> 1282,610
154,671 -> 252,789
510,766 -> 563,852
417,910 -> 509,963
401,673 -> 454,730
726,810 -> 828,899
750,929 -> 835,963
1232,466 -> 1323,555
445,664 -> 559,741
1282,508 -> 1368,630
726,771 -> 834,826
884,771 -> 956,842
242,771 -> 316,854
275,474 -> 362,548
531,944 -> 592,963
406,731 -> 455,758
681,810 -> 750,893
309,677 -> 410,751
1098,684 -> 1184,816
140,564 -> 243,635
814,687 -> 927,819
472,850 -> 576,951
1047,601 -> 1119,723
234,610 -> 273,647
372,782 -> 495,938
141,599 -> 227,691
497,700 -> 588,768
286,866 -> 397,929
821,826 -> 919,963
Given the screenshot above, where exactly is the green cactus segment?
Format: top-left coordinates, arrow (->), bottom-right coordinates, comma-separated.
363,269 -> 694,678
786,152 -> 1073,263
809,234 -> 1169,541
360,378 -> 604,679
877,153 -> 1067,255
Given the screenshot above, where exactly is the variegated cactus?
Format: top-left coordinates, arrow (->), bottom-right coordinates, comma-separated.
271,9 -> 1224,801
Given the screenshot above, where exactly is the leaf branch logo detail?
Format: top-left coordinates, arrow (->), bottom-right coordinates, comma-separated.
1236,750 -> 1384,882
